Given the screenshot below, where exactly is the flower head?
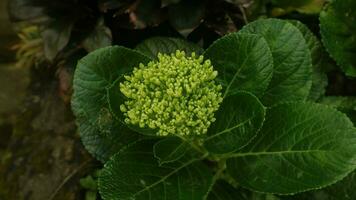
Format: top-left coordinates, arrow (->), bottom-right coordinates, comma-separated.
120,50 -> 223,136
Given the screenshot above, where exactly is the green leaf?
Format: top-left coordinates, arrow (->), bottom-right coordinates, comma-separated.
319,96 -> 356,125
98,139 -> 213,200
204,91 -> 265,154
313,170 -> 356,200
320,0 -> 356,77
207,180 -> 281,200
153,137 -> 189,165
80,175 -> 98,191
320,96 -> 356,111
271,0 -> 324,14
207,180 -> 249,200
72,46 -> 151,162
131,0 -> 162,29
271,0 -> 311,7
168,0 -> 205,36
135,37 -> 203,60
226,102 -> 356,194
240,19 -> 313,106
204,33 -> 274,98
85,191 -> 97,200
83,18 -> 112,52
289,20 -> 328,101
76,116 -> 142,163
281,170 -> 356,200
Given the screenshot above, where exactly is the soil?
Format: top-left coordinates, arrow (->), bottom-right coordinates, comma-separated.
0,64 -> 96,200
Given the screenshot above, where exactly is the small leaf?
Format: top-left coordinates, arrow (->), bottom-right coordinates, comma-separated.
204,91 -> 265,154
72,46 -> 151,162
98,139 -> 213,200
135,37 -> 203,60
133,0 -> 163,29
80,175 -> 98,191
226,102 -> 356,194
240,19 -> 313,106
85,191 -> 97,200
168,0 -> 205,36
320,0 -> 356,77
289,20 -> 328,101
204,33 -> 274,98
83,18 -> 112,52
153,137 -> 189,165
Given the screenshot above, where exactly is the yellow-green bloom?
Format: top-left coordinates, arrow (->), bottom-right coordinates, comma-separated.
120,50 -> 223,136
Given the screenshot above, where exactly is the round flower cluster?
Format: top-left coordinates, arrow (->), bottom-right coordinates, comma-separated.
119,50 -> 223,136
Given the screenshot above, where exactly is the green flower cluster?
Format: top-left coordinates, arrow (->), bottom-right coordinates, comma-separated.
120,50 -> 223,136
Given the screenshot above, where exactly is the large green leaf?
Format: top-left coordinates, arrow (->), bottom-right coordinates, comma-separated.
240,19 -> 313,106
207,180 -> 249,200
153,137 -> 189,165
320,96 -> 356,125
75,116 -> 142,163
204,91 -> 265,154
72,46 -> 151,162
207,180 -> 280,200
320,96 -> 356,112
294,22 -> 327,97
289,20 -> 327,101
320,0 -> 356,77
204,33 -> 274,98
281,170 -> 356,200
135,37 -> 203,60
98,139 -> 213,200
226,102 -> 356,194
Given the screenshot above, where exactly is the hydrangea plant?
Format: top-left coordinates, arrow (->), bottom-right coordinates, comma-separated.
72,19 -> 356,200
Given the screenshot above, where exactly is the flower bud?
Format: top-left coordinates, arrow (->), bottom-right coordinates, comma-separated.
119,50 -> 223,136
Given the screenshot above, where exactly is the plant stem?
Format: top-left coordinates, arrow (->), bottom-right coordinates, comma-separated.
239,4 -> 249,24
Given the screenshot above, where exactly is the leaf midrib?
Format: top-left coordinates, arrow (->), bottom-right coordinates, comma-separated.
132,153 -> 208,198
226,149 -> 333,158
223,45 -> 253,98
205,116 -> 254,141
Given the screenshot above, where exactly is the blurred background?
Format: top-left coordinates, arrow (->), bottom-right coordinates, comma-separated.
0,0 -> 355,199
